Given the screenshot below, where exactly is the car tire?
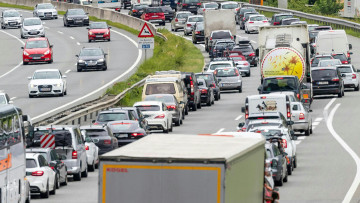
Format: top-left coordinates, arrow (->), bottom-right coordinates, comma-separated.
294,156 -> 297,168
275,176 -> 283,186
56,174 -> 60,189
95,162 -> 99,169
81,166 -> 88,178
182,110 -> 185,120
163,125 -> 169,133
88,161 -> 95,172
73,171 -> 81,181
50,178 -> 56,195
175,118 -> 181,126
64,89 -> 67,95
185,105 -> 189,115
238,86 -> 242,93
355,84 -> 360,91
197,101 -> 202,109
49,58 -> 53,64
305,126 -> 310,136
193,40 -> 197,44
211,99 -> 214,104
287,165 -> 292,175
23,61 -> 28,65
247,72 -> 251,77
59,91 -> 64,97
192,103 -> 197,111
103,66 -> 107,71
28,94 -> 33,98
169,123 -> 173,132
61,174 -> 68,186
40,181 -> 49,198
338,90 -> 343,98
88,39 -> 91,43
108,38 -> 111,41
283,171 -> 288,182
206,98 -> 211,106
77,67 -> 82,72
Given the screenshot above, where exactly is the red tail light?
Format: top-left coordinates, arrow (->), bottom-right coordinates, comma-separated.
103,140 -> 112,145
297,94 -> 300,99
187,24 -> 191,27
287,104 -> 291,118
262,20 -> 268,23
201,89 -> 208,94
310,58 -> 314,64
243,17 -> 245,21
299,113 -> 305,120
72,150 -> 78,159
236,8 -> 240,11
342,61 -> 348,64
332,78 -> 340,81
175,18 -> 178,22
244,62 -> 249,65
249,53 -> 255,57
353,74 -> 356,79
32,171 -> 44,176
211,82 -> 216,88
245,114 -> 249,119
49,165 -> 55,170
167,105 -> 177,110
197,3 -> 201,5
182,3 -> 188,6
249,21 -> 254,23
230,36 -> 234,40
203,8 -> 205,11
210,37 -> 212,40
347,52 -> 350,58
85,145 -> 89,150
235,69 -> 239,76
155,114 -> 165,119
195,31 -> 200,34
131,133 -> 144,137
132,9 -> 137,12
274,22 -> 280,25
282,139 -> 287,148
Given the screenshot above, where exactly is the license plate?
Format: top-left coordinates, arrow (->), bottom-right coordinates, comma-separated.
189,6 -> 195,8
40,88 -> 51,92
318,81 -> 328,85
76,20 -> 83,23
33,57 -> 41,60
9,22 -> 15,25
221,83 -> 231,87
30,31 -> 37,34
117,134 -> 128,138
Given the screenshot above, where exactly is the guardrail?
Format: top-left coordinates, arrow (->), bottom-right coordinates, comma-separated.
242,3 -> 360,31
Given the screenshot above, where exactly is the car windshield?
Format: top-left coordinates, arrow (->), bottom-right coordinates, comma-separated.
23,18 -> 41,26
337,66 -> 352,73
80,49 -> 103,56
26,159 -> 37,168
332,54 -> 347,61
25,40 -> 48,49
215,68 -> 238,77
318,60 -> 341,67
240,8 -> 255,15
250,15 -> 266,21
90,22 -> 107,29
188,17 -> 203,22
145,95 -> 175,103
68,9 -> 85,15
263,78 -> 297,92
212,31 -> 231,39
209,63 -> 231,70
82,129 -> 108,137
222,3 -> 238,9
146,8 -> 162,13
312,69 -> 337,80
177,13 -> 191,18
37,4 -> 54,9
275,15 -> 292,22
136,105 -> 160,111
33,71 -> 60,79
205,3 -> 218,8
145,83 -> 176,95
97,113 -> 128,122
3,11 -> 20,17
196,74 -> 213,81
308,26 -> 318,32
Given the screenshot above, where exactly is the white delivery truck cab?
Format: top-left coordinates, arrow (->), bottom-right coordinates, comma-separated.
244,94 -> 292,121
98,133 -> 265,203
315,30 -> 352,56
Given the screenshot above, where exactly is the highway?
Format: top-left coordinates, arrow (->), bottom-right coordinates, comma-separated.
1,6 -> 360,203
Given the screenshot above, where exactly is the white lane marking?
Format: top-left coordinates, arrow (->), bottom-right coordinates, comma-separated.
57,31 -> 64,34
294,141 -> 302,145
0,30 -> 25,78
324,98 -> 336,111
251,40 -> 257,44
32,30 -> 142,122
297,137 -> 306,140
65,69 -> 71,74
327,103 -> 360,203
199,44 -> 205,48
70,36 -> 75,40
235,115 -> 243,121
315,117 -> 323,122
312,126 -> 316,131
10,97 -> 16,100
312,121 -> 320,126
216,128 -> 225,133
77,42 -> 81,46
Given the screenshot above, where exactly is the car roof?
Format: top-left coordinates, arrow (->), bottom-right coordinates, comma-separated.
68,8 -> 85,11
24,17 -> 41,21
221,1 -> 237,4
176,11 -> 191,14
80,125 -> 106,130
26,152 -> 39,159
315,54 -> 332,57
26,37 -> 47,42
248,119 -> 282,124
99,109 -> 129,114
81,47 -> 103,50
134,101 -> 164,106
188,15 -> 203,18
312,67 -> 337,71
34,69 -> 59,72
319,59 -> 341,63
38,3 -> 52,5
211,30 -> 231,33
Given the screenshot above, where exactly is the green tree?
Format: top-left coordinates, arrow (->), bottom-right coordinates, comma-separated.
314,0 -> 343,15
289,0 -> 312,12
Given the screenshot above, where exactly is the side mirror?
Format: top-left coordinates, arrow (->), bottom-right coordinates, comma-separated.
341,74 -> 346,77
287,121 -> 294,125
92,120 -> 96,123
109,26 -> 112,29
21,47 -> 24,49
238,122 -> 245,128
27,76 -> 32,80
86,27 -> 90,29
241,107 -> 245,113
349,44 -> 352,50
255,48 -> 259,57
179,101 -> 185,104
49,161 -> 56,168
75,55 -> 79,57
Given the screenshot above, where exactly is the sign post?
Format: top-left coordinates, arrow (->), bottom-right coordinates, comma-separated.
138,23 -> 154,60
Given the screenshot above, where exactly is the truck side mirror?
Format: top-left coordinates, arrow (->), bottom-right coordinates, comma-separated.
255,48 -> 259,57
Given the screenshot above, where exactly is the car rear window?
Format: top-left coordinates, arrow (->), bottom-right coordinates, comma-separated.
177,13 -> 191,18
212,31 -> 231,39
250,15 -> 266,21
233,45 -> 253,53
312,69 -> 337,80
205,3 -> 218,8
332,54 -> 347,61
318,60 -> 341,67
215,68 -> 238,77
312,56 -> 332,66
196,74 -> 214,81
263,78 -> 297,92
97,113 -> 128,122
337,66 -> 352,73
24,18 -> 42,26
82,129 -> 108,137
184,0 -> 199,3
258,129 -> 282,138
248,123 -> 280,129
240,8 -> 256,15
145,95 -> 175,103
188,17 -> 203,22
209,63 -> 232,70
32,130 -> 73,147
137,105 -> 160,111
160,6 -> 172,12
222,3 -> 238,9
282,18 -> 299,25
146,8 -> 163,13
145,83 -> 176,95
26,159 -> 37,168
108,122 -> 134,131
275,15 -> 292,22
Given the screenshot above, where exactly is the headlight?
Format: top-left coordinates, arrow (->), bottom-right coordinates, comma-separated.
44,50 -> 50,55
67,17 -> 72,20
78,59 -> 85,63
4,20 -> 8,23
53,83 -> 62,87
30,84 -> 37,88
84,16 -> 89,19
89,31 -> 93,35
98,59 -> 104,62
23,51 -> 29,56
105,31 -> 109,35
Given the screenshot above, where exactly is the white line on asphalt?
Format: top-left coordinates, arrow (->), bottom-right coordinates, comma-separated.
297,137 -> 306,140
32,29 -> 143,122
44,26 -> 50,29
65,69 -> 71,74
10,97 -> 16,100
327,103 -> 360,203
70,36 -> 75,40
294,141 -> 302,145
57,31 -> 64,34
312,121 -> 320,126
315,117 -> 323,122
199,44 -> 205,48
77,42 -> 81,45
216,128 -> 225,133
324,98 -> 336,111
235,115 -> 242,121
251,40 -> 257,44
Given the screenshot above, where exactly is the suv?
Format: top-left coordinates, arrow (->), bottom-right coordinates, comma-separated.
312,67 -> 345,97
280,18 -> 299,25
210,39 -> 236,58
1,9 -> 22,29
232,39 -> 257,66
177,0 -> 201,14
182,72 -> 201,111
128,4 -> 149,18
141,7 -> 165,26
270,13 -> 293,25
80,125 -> 118,155
195,72 -> 221,100
311,54 -> 334,67
30,125 -> 88,181
240,11 -> 259,30
235,7 -> 256,25
170,11 -> 192,32
206,30 -> 234,52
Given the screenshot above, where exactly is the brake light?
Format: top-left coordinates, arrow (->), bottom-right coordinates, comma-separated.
263,20 -> 268,23
249,53 -> 255,57
195,31 -> 200,34
167,105 -> 177,110
32,171 -> 44,176
282,139 -> 287,148
332,78 -> 340,82
175,18 -> 178,22
274,22 -> 280,25
187,24 -> 191,27
155,114 -> 165,119
347,52 -> 350,58
257,117 -> 264,119
203,8 -> 205,11
131,133 -> 144,137
286,156 -> 290,164
342,61 -> 348,64
353,74 -> 357,79
287,104 -> 291,118
210,37 -> 212,40
201,89 -> 208,94
249,21 -> 254,23
243,17 -> 245,21
182,3 -> 188,6
299,113 -> 305,120
261,96 -> 266,99
132,9 -> 137,12
103,140 -> 112,145
49,165 -> 55,170
190,77 -> 194,93
235,69 -> 239,76
303,94 -> 309,99
244,62 -> 249,65
72,150 -> 78,159
230,36 -> 234,40
85,145 -> 89,150
211,82 -> 216,88
297,94 -> 300,99
197,3 -> 201,5
276,77 -> 283,79
236,8 -> 240,11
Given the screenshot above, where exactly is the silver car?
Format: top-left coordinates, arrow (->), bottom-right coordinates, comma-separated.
1,9 -> 22,29
317,59 -> 342,67
33,3 -> 58,19
21,17 -> 45,39
170,11 -> 191,32
235,60 -> 250,76
197,2 -> 218,16
184,15 -> 203,36
291,101 -> 312,135
337,64 -> 360,91
214,67 -> 242,92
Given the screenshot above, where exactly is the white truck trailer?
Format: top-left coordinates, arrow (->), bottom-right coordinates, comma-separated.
98,133 -> 265,203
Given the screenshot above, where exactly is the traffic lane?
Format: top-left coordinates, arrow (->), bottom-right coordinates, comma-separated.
0,30 -> 23,76
32,170 -> 98,203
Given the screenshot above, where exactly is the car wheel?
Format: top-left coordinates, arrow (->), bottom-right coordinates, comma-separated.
206,98 -> 211,106
40,181 -> 49,198
287,164 -> 292,175
247,72 -> 251,77
49,178 -> 56,195
305,126 -> 310,136
88,161 -> 95,172
238,86 -> 242,93
103,66 -> 107,71
64,89 -> 67,95
81,165 -> 88,177
182,110 -> 185,120
73,171 -> 81,181
294,156 -> 297,168
180,118 -> 183,125
197,101 -> 202,109
171,26 -> 174,31
77,67 -> 82,72
56,174 -> 60,189
169,123 -> 173,132
59,91 -> 64,97
192,103 -> 197,111
283,170 -> 288,182
275,176 -> 283,186
49,58 -> 53,64
108,38 -> 111,41
355,84 -> 360,91
338,89 -> 343,98
163,125 -> 169,133
88,39 -> 91,43
342,88 -> 345,96
95,162 -> 99,169
193,40 -> 197,44
23,61 -> 28,65
175,118 -> 181,126
28,94 -> 33,98
62,174 -> 68,186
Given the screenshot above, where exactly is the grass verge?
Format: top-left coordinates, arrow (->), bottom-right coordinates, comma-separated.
0,2 -> 33,10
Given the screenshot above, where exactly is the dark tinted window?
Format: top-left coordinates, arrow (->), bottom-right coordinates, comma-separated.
281,18 -> 299,25
196,74 -> 214,82
177,13 -> 191,18
240,8 -> 256,15
26,159 -> 37,168
160,6 -> 172,12
97,113 -> 128,122
275,15 -> 292,22
248,123 -> 281,130
332,54 -> 347,61
233,45 -> 253,53
68,9 -> 86,15
188,17 -> 203,22
146,8 -> 163,13
184,0 -> 199,3
32,130 -> 72,147
215,68 -> 238,77
263,78 -> 297,92
338,66 -> 352,73
145,83 -> 176,95
205,3 -> 218,8
312,69 -> 337,80
137,105 -> 161,111
38,152 -> 48,162
212,31 -> 231,39
82,129 -> 109,137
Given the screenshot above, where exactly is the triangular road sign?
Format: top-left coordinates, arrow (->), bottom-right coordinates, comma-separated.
138,23 -> 154,38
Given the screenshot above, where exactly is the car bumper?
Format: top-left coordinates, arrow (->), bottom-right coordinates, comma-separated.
344,80 -> 358,88
173,23 -> 186,29
147,119 -> 167,130
38,14 -> 58,19
21,30 -> 45,38
27,176 -> 47,193
147,19 -> 165,24
2,21 -> 21,28
78,63 -> 106,70
194,35 -> 204,41
237,67 -> 250,75
219,82 -> 242,90
66,19 -> 90,26
63,159 -> 81,175
88,34 -> 110,40
200,95 -> 209,103
171,112 -> 180,121
292,121 -> 309,131
271,168 -> 282,182
313,87 -> 340,95
247,25 -> 259,32
184,27 -> 193,33
23,53 -> 51,63
28,85 -> 63,96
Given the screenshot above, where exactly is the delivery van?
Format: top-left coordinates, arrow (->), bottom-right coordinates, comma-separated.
315,30 -> 352,59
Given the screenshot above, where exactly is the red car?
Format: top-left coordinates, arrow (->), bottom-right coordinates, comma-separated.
21,37 -> 53,65
140,7 -> 165,26
88,22 -> 111,42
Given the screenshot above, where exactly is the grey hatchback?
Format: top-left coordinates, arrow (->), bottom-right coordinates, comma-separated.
214,67 -> 242,92
265,140 -> 288,186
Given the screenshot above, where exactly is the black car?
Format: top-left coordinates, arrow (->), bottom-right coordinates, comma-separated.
280,17 -> 300,25
80,125 -> 118,155
109,107 -> 149,133
206,30 -> 234,52
128,4 -> 149,18
270,13 -> 293,25
63,9 -> 89,27
161,0 -> 177,10
107,120 -> 147,147
182,72 -> 201,111
195,72 -> 221,100
192,22 -> 204,44
197,79 -> 214,106
121,0 -> 131,9
159,6 -> 174,22
76,47 -> 107,72
210,40 -> 236,58
177,0 -> 201,14
312,67 -> 345,98
236,7 -> 256,25
232,40 -> 256,66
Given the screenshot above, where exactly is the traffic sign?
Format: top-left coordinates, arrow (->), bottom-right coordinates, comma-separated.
138,38 -> 154,49
138,23 -> 154,38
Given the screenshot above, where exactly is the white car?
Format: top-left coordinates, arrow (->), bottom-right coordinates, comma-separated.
337,64 -> 360,91
206,60 -> 235,73
26,152 -> 57,198
0,91 -> 13,104
133,101 -> 173,133
1,9 -> 22,29
291,101 -> 312,135
184,15 -> 203,36
33,3 -> 58,19
245,14 -> 270,34
197,2 -> 218,15
28,69 -> 67,98
20,17 -> 45,39
80,130 -> 99,172
317,59 -> 342,67
219,1 -> 239,13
